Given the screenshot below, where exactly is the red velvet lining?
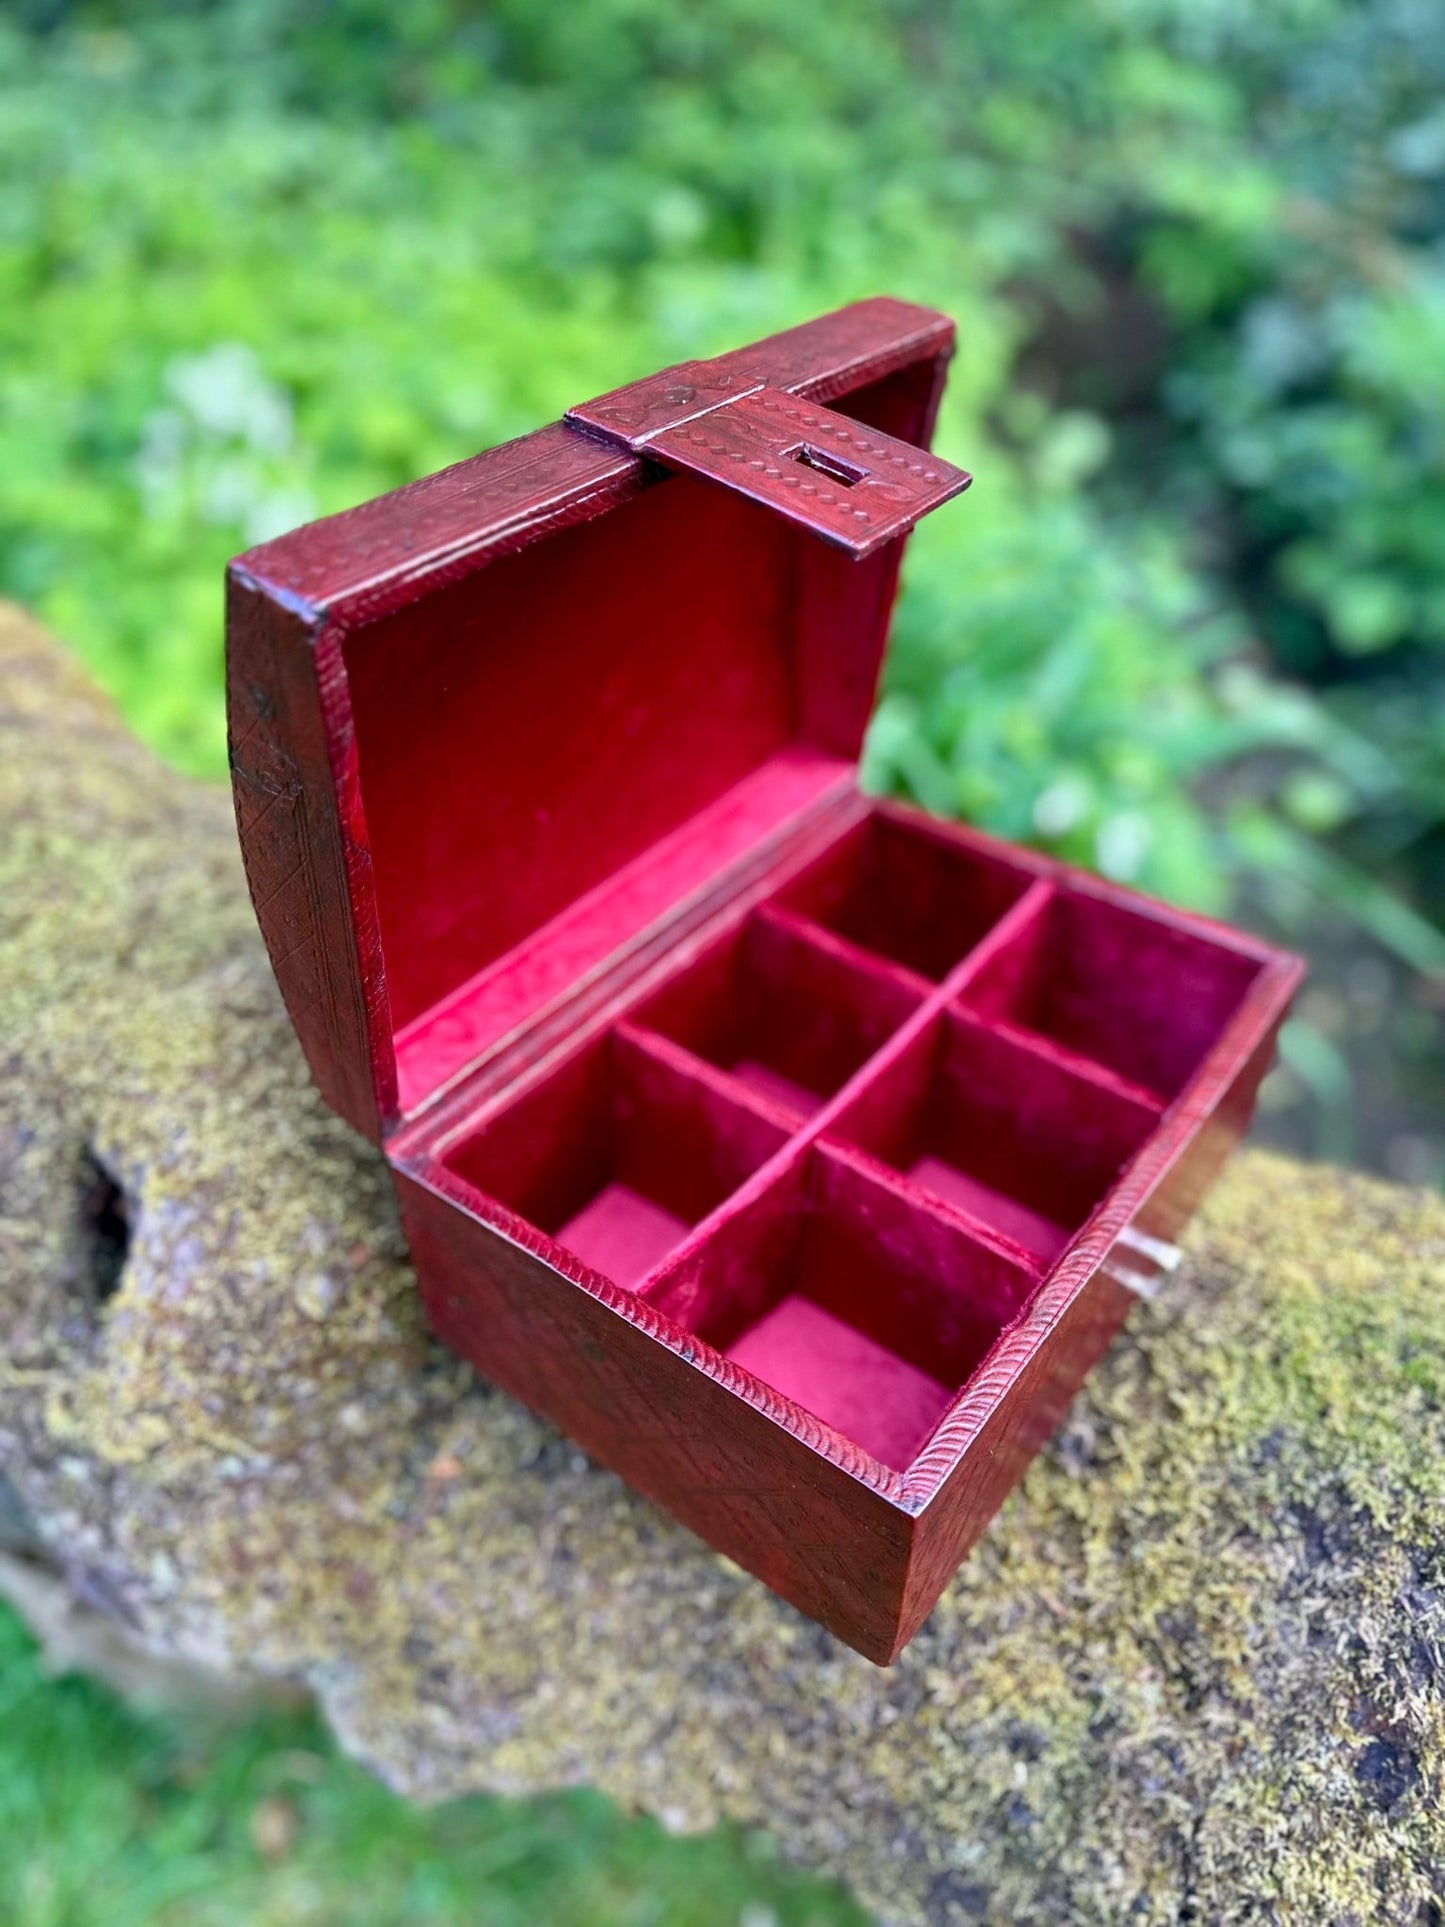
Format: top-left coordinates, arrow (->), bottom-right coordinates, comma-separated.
795,1142 -> 1035,1383
344,481 -> 797,1032
725,1295 -> 951,1474
340,424 -> 922,1114
905,1158 -> 1068,1264
643,1142 -> 1033,1470
824,1006 -> 1162,1263
958,886 -> 1263,1100
441,1025 -> 791,1283
775,812 -> 1035,981
431,805 -> 1267,1474
555,1185 -> 690,1291
629,903 -> 925,1115
391,748 -> 849,1111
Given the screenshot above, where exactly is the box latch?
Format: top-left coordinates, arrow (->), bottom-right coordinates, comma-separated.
566,361 -> 971,561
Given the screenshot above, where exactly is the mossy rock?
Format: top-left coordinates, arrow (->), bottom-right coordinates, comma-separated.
1,602 -> 1443,1924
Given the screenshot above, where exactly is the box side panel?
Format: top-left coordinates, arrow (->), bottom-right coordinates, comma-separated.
392,1167 -> 915,1663
226,574 -> 390,1140
897,1272 -> 1134,1657
892,1015 -> 1286,1657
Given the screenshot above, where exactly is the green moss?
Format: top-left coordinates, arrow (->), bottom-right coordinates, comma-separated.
3,604 -> 1444,1923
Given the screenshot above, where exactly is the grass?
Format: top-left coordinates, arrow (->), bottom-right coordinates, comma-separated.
0,1602 -> 866,1927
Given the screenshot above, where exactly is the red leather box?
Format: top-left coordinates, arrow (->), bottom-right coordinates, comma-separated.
227,298 -> 1302,1663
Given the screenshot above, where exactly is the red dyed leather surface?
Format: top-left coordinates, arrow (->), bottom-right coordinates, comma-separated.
227,583 -> 391,1136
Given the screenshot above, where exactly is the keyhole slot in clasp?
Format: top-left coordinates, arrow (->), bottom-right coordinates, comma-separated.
789,444 -> 866,489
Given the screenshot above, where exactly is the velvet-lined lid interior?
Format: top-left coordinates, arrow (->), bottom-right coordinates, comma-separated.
341,376 -> 926,1116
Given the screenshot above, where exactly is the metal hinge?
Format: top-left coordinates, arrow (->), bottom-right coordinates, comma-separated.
566,360 -> 971,561
1102,1224 -> 1184,1301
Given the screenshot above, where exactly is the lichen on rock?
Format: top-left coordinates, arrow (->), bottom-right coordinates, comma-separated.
2,601 -> 1443,1924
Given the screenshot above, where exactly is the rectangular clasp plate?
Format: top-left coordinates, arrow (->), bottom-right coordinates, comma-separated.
566,361 -> 971,560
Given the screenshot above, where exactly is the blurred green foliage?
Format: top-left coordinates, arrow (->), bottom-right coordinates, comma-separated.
0,1601 -> 861,1924
1,0 -> 1441,1085
2,0 -> 1445,1156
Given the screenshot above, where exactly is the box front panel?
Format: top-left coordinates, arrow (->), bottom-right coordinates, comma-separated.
392,1167 -> 916,1663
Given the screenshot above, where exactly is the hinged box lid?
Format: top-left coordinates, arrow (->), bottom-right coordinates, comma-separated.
227,299 -> 967,1143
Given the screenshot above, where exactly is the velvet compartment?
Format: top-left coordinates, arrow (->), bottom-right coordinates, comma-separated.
431,805 -> 1263,1480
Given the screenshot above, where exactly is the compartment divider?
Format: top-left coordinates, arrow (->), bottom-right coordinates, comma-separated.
771,809 -> 1042,981
627,864 -> 1146,1324
750,901 -> 935,1005
631,996 -> 947,1302
633,1138 -> 810,1309
795,1140 -> 1040,1395
954,1008 -> 1168,1116
815,1135 -> 1048,1281
935,876 -> 1057,1003
767,878 -> 1063,1161
631,951 -> 1032,1308
627,900 -> 930,1118
613,1018 -> 811,1132
433,1021 -> 797,1295
953,877 -> 1268,1100
819,998 -> 1168,1268
642,1137 -> 1040,1475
